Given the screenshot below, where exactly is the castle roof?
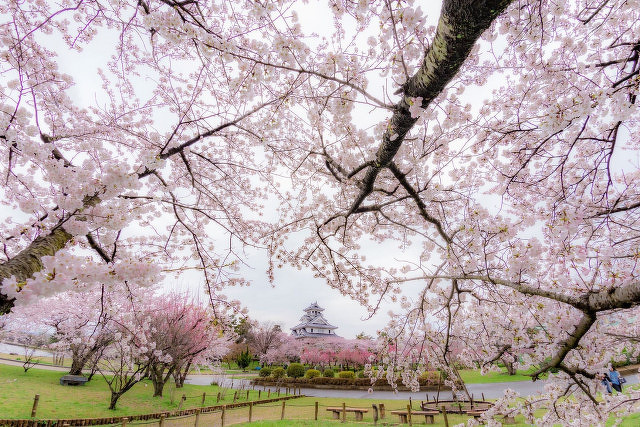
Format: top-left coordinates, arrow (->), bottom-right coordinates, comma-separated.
304,301 -> 324,312
291,302 -> 339,338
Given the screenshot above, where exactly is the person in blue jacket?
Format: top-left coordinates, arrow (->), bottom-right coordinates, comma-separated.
608,366 -> 623,392
600,373 -> 612,394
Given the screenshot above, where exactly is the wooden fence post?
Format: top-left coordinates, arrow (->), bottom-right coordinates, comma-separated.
441,405 -> 449,427
372,404 -> 379,424
217,392 -> 221,403
315,401 -> 319,421
194,409 -> 201,427
281,401 -> 286,420
249,402 -> 253,422
221,405 -> 226,427
258,390 -> 261,399
201,392 -> 206,406
233,391 -> 237,402
178,394 -> 186,410
246,390 -> 249,400
31,394 -> 40,417
121,418 -> 128,427
268,389 -> 271,398
342,402 -> 346,423
379,403 -> 385,419
159,414 -> 165,427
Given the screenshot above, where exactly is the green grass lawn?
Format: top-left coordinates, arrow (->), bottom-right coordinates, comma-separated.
0,364 -> 262,419
458,367 -> 537,383
228,396 -> 536,426
618,412 -> 640,426
0,364 -> 531,425
0,351 -> 71,368
1,363 -> 637,426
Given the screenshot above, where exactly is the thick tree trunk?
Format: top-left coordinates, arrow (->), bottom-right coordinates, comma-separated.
0,195 -> 100,314
0,228 -> 72,314
69,351 -> 91,376
152,378 -> 164,397
69,360 -> 85,376
150,365 -> 165,397
502,358 -> 517,376
173,360 -> 191,389
150,363 -> 175,397
109,391 -> 123,410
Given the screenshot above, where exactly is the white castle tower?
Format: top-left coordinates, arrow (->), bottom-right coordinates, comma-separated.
291,301 -> 339,338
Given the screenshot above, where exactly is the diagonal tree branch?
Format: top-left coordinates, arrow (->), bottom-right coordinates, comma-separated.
339,0 -> 514,218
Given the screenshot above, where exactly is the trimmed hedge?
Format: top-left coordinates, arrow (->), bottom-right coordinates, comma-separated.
305,369 -> 321,379
337,371 -> 355,379
287,363 -> 305,378
323,368 -> 335,378
253,371 -> 440,388
258,367 -> 272,377
272,367 -> 286,379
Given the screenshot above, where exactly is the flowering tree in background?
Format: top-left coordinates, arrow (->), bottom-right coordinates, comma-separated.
260,335 -> 302,367
335,340 -> 373,371
1,0 -> 640,423
142,293 -> 223,396
99,328 -> 150,410
7,289 -> 113,376
246,321 -> 287,360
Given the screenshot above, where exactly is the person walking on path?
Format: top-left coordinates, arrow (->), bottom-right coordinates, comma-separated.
608,366 -> 623,392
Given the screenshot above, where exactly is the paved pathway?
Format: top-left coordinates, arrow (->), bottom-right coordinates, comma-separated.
187,367 -> 640,400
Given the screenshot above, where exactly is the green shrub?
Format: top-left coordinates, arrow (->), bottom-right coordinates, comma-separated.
236,348 -> 252,371
323,368 -> 335,378
258,367 -> 272,377
251,374 -> 441,387
356,370 -> 366,378
337,371 -> 355,379
287,363 -> 305,378
271,367 -> 286,379
305,369 -> 321,379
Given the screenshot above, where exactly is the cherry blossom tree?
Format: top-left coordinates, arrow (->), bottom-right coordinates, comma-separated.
2,0 -> 640,423
99,328 -> 150,410
335,339 -> 373,371
246,321 -> 287,359
142,293 -> 223,396
260,335 -> 302,366
7,289 -> 113,376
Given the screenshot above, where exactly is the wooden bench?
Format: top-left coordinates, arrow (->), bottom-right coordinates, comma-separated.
466,409 -> 487,420
467,409 -> 515,424
59,375 -> 88,386
326,406 -> 368,421
422,400 -> 493,414
391,409 -> 439,424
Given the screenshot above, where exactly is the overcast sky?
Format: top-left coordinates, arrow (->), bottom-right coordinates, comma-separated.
209,0 -> 441,339
0,1 -> 445,340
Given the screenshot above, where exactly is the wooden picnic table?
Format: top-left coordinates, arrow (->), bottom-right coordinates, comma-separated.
391,409 -> 439,424
326,406 -> 369,421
